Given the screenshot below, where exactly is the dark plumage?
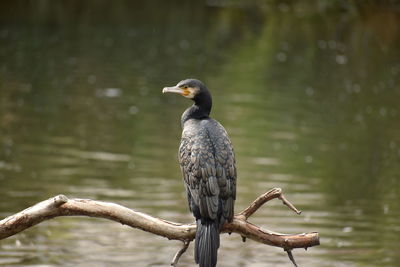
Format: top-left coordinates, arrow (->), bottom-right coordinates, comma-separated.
163,79 -> 236,267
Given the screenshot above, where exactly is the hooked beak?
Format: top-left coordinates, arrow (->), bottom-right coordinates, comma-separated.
162,86 -> 184,95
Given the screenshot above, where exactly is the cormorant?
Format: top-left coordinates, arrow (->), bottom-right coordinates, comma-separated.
162,79 -> 236,267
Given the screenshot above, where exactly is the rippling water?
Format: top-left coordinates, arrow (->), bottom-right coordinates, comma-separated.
1,1 -> 400,266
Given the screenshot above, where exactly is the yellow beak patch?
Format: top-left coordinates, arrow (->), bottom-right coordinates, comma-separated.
182,88 -> 190,96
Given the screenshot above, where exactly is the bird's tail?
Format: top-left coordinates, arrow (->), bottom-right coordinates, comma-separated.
194,220 -> 220,267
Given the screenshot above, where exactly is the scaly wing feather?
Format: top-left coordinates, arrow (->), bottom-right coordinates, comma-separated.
179,119 -> 236,224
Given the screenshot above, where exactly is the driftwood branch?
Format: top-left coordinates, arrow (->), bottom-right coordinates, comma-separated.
0,188 -> 319,265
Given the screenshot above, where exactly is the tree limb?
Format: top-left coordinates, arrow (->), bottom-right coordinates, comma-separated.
0,188 -> 319,265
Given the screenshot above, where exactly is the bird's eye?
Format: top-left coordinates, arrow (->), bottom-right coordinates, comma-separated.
181,85 -> 188,89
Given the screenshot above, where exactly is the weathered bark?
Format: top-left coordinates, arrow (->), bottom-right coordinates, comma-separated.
0,188 -> 319,266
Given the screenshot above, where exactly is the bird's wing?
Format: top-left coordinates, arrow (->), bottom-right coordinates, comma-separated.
179,119 -> 236,222
208,119 -> 236,222
179,124 -> 220,220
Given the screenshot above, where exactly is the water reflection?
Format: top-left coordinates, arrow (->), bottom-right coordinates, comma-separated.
1,1 -> 400,266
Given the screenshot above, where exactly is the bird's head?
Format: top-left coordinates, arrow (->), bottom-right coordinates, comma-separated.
163,78 -> 212,121
162,79 -> 209,101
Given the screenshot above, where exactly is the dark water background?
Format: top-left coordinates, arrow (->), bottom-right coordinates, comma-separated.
1,1 -> 400,266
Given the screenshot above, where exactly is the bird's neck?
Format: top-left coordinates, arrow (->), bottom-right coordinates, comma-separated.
181,98 -> 212,126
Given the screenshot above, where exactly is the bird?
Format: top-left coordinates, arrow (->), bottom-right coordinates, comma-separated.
162,79 -> 236,267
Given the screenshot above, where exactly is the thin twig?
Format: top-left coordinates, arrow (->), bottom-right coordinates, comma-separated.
239,188 -> 301,219
285,249 -> 298,267
171,241 -> 190,266
279,194 -> 302,215
239,188 -> 281,219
